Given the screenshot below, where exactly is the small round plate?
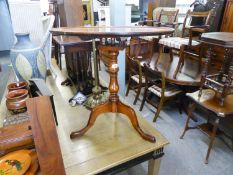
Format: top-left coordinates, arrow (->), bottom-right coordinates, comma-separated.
0,150 -> 31,175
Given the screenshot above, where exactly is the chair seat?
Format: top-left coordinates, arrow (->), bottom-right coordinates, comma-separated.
131,75 -> 146,84
140,35 -> 164,41
159,37 -> 200,49
148,84 -> 182,97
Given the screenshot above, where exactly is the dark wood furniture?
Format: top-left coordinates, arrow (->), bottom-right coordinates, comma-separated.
57,0 -> 83,27
157,10 -> 213,79
53,35 -> 93,93
125,56 -> 145,105
140,63 -> 183,122
51,26 -> 175,143
199,32 -> 233,106
48,0 -> 59,27
128,37 -> 153,62
139,8 -> 179,29
221,0 -> 233,32
146,0 -> 176,26
180,89 -> 233,164
26,96 -> 65,175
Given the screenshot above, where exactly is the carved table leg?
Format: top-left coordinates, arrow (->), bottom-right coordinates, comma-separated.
198,46 -> 213,99
70,102 -> 112,139
118,101 -> 156,142
71,41 -> 155,143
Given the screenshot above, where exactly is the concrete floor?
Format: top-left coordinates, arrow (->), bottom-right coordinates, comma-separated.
98,56 -> 233,175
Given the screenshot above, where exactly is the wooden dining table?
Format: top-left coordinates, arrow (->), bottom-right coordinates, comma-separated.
50,26 -> 175,143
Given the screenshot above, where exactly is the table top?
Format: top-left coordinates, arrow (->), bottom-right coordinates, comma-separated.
50,26 -> 175,38
201,32 -> 233,48
152,53 -> 201,86
45,68 -> 169,175
187,89 -> 233,117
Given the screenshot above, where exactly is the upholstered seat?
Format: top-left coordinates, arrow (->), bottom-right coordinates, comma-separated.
131,75 -> 146,84
140,64 -> 183,122
159,37 -> 200,49
148,83 -> 182,98
156,10 -> 214,79
126,55 -> 146,105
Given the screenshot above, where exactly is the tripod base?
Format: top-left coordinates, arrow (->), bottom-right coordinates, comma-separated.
84,86 -> 108,109
71,100 -> 156,143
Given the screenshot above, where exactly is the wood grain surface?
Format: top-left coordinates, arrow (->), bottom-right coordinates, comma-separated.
50,26 -> 175,38
26,96 -> 66,175
41,64 -> 169,175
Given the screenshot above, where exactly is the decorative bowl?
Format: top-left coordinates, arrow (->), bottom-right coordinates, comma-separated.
6,89 -> 29,114
7,81 -> 28,92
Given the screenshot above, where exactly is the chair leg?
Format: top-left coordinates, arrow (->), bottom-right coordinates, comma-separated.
125,78 -> 131,96
133,85 -> 142,105
180,102 -> 196,139
173,46 -> 185,79
140,88 -> 148,111
153,97 -> 164,122
155,44 -> 163,65
169,48 -> 173,62
205,118 -> 220,164
198,47 -> 203,73
178,96 -> 183,114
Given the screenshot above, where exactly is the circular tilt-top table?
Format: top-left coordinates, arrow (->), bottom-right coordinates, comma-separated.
50,26 -> 174,143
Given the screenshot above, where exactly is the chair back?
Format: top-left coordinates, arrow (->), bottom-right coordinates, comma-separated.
143,63 -> 165,96
127,55 -> 142,78
153,7 -> 179,26
157,9 -> 179,26
129,38 -> 153,61
181,9 -> 213,38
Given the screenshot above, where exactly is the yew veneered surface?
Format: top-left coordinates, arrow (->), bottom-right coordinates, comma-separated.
50,26 -> 175,38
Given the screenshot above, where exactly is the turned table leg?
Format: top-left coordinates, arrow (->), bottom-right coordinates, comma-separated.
70,41 -> 155,143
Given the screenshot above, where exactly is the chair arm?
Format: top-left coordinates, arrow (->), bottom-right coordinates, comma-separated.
186,25 -> 210,33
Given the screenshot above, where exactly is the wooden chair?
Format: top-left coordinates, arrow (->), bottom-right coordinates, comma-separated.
139,8 -> 179,42
125,55 -> 145,105
140,63 -> 183,122
139,8 -> 179,28
128,37 -> 153,64
156,9 -> 213,79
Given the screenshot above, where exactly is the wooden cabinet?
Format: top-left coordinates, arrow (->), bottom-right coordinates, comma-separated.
221,0 -> 233,32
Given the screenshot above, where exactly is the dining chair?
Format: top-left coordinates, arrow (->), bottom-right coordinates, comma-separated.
140,63 -> 183,122
139,8 -> 179,28
139,8 -> 179,42
125,55 -> 146,105
128,37 -> 153,64
156,9 -> 213,79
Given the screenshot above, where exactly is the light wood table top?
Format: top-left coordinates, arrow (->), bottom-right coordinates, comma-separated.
0,63 -> 169,174
45,64 -> 169,175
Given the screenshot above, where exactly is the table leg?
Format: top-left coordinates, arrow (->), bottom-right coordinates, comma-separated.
180,102 -> 196,139
70,46 -> 155,142
58,45 -> 62,70
205,117 -> 220,164
148,158 -> 161,175
54,42 -> 59,65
